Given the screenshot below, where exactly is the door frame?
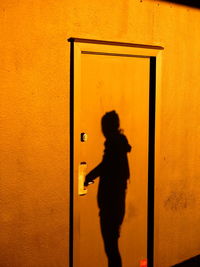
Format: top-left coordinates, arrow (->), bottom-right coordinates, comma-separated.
68,38 -> 163,267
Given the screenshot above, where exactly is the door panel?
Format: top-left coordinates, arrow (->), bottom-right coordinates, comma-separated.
75,51 -> 150,267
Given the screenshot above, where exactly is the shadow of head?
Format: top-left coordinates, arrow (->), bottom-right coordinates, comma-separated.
101,110 -> 120,138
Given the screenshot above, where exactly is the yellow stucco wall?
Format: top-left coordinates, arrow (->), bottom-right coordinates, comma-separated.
0,0 -> 200,266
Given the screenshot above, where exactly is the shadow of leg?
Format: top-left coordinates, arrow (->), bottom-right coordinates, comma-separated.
100,215 -> 122,267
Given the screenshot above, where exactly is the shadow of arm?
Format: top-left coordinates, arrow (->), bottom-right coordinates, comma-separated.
84,162 -> 103,186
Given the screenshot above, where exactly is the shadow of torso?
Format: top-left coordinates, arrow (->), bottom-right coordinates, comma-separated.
98,133 -> 131,226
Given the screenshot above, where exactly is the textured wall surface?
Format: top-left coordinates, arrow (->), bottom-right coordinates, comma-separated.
0,0 -> 200,266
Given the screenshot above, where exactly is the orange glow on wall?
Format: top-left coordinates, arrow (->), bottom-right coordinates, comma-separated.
1,0 -> 200,266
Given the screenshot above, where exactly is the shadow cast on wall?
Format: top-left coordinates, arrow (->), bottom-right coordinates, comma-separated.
172,255 -> 200,267
84,111 -> 131,267
160,0 -> 200,8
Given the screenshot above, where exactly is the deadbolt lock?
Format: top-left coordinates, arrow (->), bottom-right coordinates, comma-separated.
80,132 -> 88,142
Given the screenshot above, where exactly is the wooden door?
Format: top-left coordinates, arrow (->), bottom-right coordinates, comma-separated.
70,39 -> 162,267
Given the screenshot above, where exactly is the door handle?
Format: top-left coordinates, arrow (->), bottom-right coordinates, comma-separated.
78,162 -> 88,196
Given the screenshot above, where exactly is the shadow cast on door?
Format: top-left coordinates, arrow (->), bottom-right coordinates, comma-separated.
84,110 -> 132,267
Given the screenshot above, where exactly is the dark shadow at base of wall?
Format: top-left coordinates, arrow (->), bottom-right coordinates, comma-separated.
172,255 -> 200,267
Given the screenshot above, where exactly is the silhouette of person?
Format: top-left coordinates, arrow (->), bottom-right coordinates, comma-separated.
84,111 -> 131,267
